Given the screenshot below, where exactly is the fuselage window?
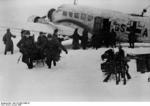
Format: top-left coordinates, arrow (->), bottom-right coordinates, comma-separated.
56,8 -> 61,13
81,13 -> 86,20
88,15 -> 93,21
63,11 -> 67,16
69,12 -> 73,17
74,13 -> 79,19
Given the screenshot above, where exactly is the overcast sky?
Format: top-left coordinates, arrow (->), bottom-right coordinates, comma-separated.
0,0 -> 150,22
1,0 -> 150,12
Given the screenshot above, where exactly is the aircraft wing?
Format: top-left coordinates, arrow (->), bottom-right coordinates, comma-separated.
127,47 -> 150,55
0,20 -> 54,33
54,24 -> 74,36
27,15 -> 74,36
0,20 -> 74,39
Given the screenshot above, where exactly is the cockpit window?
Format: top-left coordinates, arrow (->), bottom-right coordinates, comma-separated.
63,11 -> 67,16
69,12 -> 73,17
74,13 -> 79,19
88,15 -> 93,21
81,13 -> 86,20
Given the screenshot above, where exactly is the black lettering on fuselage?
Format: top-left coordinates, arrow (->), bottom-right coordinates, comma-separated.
143,29 -> 148,37
114,23 -> 120,31
113,23 -> 126,32
120,24 -> 126,32
127,21 -> 132,26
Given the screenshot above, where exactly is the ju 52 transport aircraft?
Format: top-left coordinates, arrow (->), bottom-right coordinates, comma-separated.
27,3 -> 150,73
1,3 -> 150,43
28,4 -> 150,42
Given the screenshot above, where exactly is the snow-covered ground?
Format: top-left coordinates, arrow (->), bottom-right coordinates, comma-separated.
0,31 -> 150,101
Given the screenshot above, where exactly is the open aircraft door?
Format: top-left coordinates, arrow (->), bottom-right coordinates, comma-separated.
93,17 -> 103,33
93,17 -> 111,34
103,18 -> 111,32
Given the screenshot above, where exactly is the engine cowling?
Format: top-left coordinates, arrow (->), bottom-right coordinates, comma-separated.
28,15 -> 49,25
27,15 -> 40,23
47,8 -> 56,22
33,16 -> 41,23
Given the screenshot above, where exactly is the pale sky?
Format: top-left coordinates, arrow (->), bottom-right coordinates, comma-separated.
0,0 -> 150,22
1,0 -> 150,12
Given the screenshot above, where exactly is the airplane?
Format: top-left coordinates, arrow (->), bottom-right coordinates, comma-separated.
27,3 -> 150,73
28,4 -> 150,43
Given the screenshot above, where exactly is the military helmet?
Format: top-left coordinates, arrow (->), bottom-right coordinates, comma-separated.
40,32 -> 46,36
25,30 -> 30,35
54,29 -> 58,33
7,28 -> 10,32
47,34 -> 52,38
118,45 -> 122,49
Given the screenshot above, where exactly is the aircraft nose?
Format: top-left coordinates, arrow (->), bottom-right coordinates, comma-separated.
47,8 -> 56,22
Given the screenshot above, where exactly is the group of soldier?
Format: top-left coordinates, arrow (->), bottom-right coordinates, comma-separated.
18,29 -> 68,69
2,26 -> 135,72
71,27 -> 117,50
90,25 -> 137,49
101,46 -> 131,85
2,27 -> 136,85
3,28 -> 68,69
71,28 -> 89,50
91,28 -> 117,49
2,28 -> 89,70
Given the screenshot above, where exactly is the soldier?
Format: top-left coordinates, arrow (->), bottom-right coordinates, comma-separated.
81,29 -> 88,50
115,46 -> 125,69
102,49 -> 115,82
110,29 -> 117,47
116,45 -> 125,61
72,28 -> 80,49
53,29 -> 63,43
21,29 -> 26,38
115,46 -> 131,85
3,29 -> 16,55
91,33 -> 97,49
91,32 -> 102,49
36,32 -> 48,59
17,30 -> 36,69
128,27 -> 136,48
44,34 -> 68,69
53,29 -> 59,38
117,46 -> 131,80
103,31 -> 111,48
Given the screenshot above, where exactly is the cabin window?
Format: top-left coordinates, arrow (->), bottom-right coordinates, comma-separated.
88,15 -> 93,21
81,13 -> 86,20
56,8 -> 61,13
74,13 -> 79,19
63,11 -> 67,16
69,12 -> 73,17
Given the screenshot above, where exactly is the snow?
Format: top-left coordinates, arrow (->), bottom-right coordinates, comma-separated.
0,33 -> 150,101
1,9 -> 150,101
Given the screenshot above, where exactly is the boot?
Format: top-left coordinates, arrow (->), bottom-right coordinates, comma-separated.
53,60 -> 56,66
4,51 -> 7,55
